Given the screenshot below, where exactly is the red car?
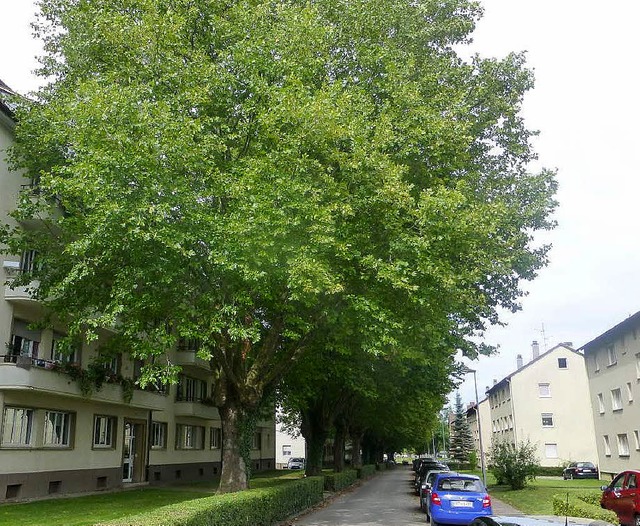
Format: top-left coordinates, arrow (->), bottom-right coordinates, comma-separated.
600,470 -> 640,526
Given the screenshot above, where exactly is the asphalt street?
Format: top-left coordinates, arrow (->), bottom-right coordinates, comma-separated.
289,466 -> 435,526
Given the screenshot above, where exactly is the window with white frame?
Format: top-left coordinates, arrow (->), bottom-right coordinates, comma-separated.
607,345 -> 617,366
636,353 -> 640,380
617,433 -> 630,456
151,422 -> 167,449
538,383 -> 551,397
20,249 -> 38,273
176,375 -> 207,402
210,427 -> 221,449
545,443 -> 558,458
1,407 -> 33,446
93,415 -> 116,448
51,334 -> 79,364
597,393 -> 605,413
541,413 -> 554,427
634,430 -> 640,450
43,411 -> 72,447
557,357 -> 568,369
175,424 -> 204,450
611,388 -> 623,411
594,353 -> 600,372
604,435 -> 611,455
627,382 -> 634,403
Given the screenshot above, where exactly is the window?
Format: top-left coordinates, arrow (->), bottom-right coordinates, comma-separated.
20,250 -> 38,273
545,443 -> 558,458
176,424 -> 204,450
557,358 -> 567,369
538,383 -> 551,397
282,444 -> 292,456
636,353 -> 640,380
252,431 -> 262,450
51,335 -> 78,364
93,416 -> 116,448
9,334 -> 40,359
597,393 -> 605,414
151,422 -> 167,449
604,435 -> 611,456
1,407 -> 33,446
611,388 -> 623,411
541,413 -> 554,427
607,345 -> 617,366
210,427 -> 221,449
594,353 -> 600,372
627,382 -> 634,403
634,430 -> 640,451
176,375 -> 207,402
43,411 -> 72,447
617,433 -> 630,456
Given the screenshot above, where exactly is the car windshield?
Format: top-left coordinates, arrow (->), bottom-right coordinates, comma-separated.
438,478 -> 484,492
576,462 -> 594,468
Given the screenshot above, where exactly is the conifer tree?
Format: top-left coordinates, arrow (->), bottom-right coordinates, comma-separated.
449,392 -> 475,463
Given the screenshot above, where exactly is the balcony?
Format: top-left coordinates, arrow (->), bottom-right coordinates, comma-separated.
16,184 -> 63,230
173,400 -> 219,419
174,350 -> 210,371
4,280 -> 40,308
0,356 -> 166,411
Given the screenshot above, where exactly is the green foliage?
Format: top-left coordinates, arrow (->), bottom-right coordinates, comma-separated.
552,491 -> 618,524
535,465 -> 564,477
97,476 -> 324,526
323,469 -> 358,491
449,392 -> 475,462
357,464 -> 376,479
490,440 -> 538,490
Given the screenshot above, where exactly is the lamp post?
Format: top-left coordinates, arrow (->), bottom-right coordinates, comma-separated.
462,365 -> 487,487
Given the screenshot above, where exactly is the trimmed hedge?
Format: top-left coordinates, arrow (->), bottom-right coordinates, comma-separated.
552,491 -> 618,524
357,464 -> 376,479
97,476 -> 324,526
536,466 -> 564,477
324,469 -> 358,491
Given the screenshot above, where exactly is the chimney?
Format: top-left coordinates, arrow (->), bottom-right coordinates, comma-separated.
532,340 -> 540,359
562,341 -> 574,348
516,354 -> 523,369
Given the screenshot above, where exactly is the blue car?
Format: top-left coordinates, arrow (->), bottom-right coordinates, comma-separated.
428,473 -> 492,526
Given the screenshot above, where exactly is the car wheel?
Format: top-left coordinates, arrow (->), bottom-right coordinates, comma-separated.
563,473 -> 567,480
570,473 -> 574,480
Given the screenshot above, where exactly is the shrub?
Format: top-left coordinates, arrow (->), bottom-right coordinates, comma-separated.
490,440 -> 538,490
357,464 -> 376,479
536,466 -> 564,477
97,476 -> 324,526
324,469 -> 358,491
552,491 -> 618,524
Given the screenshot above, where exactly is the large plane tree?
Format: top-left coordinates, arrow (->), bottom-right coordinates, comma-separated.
2,0 -> 556,492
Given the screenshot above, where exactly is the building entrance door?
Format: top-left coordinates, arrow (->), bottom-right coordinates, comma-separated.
122,421 -> 135,482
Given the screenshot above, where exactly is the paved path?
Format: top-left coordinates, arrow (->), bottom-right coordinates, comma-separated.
287,467 -> 523,526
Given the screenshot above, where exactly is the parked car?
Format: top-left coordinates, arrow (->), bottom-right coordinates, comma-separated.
415,461 -> 449,494
563,461 -> 599,480
420,468 -> 453,514
470,516 -> 615,526
428,473 -> 492,526
600,470 -> 640,526
287,457 -> 305,470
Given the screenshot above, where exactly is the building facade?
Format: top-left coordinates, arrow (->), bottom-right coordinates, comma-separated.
581,311 -> 640,479
465,398 -> 490,469
0,80 -> 275,502
275,422 -> 306,469
485,343 -> 597,467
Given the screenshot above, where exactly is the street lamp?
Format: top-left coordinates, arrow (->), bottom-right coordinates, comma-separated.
461,365 -> 487,487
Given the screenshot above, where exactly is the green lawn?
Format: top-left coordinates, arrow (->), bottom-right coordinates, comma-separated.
489,477 -> 605,515
0,471 -> 306,526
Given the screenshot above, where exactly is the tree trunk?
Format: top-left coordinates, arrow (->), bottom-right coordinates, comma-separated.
301,404 -> 330,476
350,431 -> 363,468
333,418 -> 346,472
218,402 -> 249,493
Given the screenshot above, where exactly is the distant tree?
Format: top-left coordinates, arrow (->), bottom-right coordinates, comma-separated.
448,392 -> 475,463
490,440 -> 538,489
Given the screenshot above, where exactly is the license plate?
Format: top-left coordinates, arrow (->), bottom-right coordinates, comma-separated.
451,501 -> 473,508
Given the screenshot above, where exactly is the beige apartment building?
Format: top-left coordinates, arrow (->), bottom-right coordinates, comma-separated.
465,398 -> 490,469
0,80 -> 275,502
485,342 -> 597,467
581,311 -> 640,479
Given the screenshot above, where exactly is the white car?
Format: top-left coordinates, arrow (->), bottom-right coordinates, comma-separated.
287,457 -> 305,470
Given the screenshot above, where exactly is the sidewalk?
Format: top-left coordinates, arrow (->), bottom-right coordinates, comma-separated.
491,495 -> 524,515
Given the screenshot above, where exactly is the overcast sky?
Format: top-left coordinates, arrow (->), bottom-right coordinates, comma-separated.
2,1 -> 640,410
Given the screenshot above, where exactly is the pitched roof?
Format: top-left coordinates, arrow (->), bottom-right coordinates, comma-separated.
485,343 -> 580,395
0,78 -> 18,120
580,310 -> 640,354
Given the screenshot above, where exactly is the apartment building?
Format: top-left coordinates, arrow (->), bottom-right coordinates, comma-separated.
465,398 -> 490,469
485,342 -> 597,467
581,311 -> 640,479
275,422 -> 306,469
0,80 -> 275,501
